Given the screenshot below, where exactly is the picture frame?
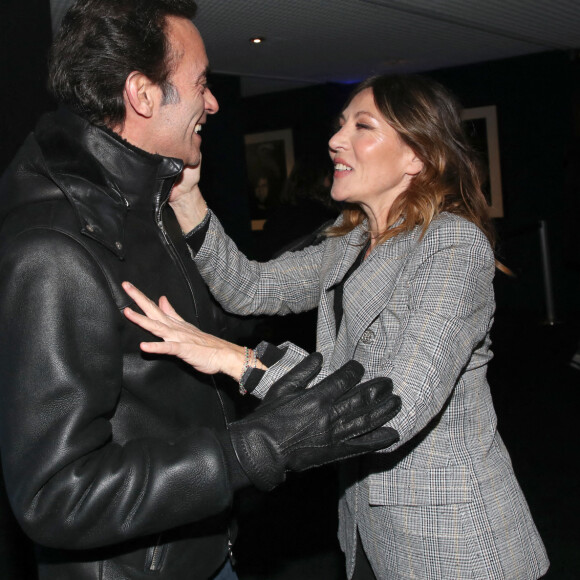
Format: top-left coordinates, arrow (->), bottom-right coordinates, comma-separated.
461,105 -> 504,218
244,129 -> 295,230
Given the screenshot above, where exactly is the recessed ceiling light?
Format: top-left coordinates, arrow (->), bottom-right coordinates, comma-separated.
250,36 -> 265,44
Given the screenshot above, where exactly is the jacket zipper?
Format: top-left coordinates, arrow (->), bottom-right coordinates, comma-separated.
214,377 -> 236,566
149,534 -> 164,571
156,191 -> 235,569
228,537 -> 236,566
155,198 -> 199,322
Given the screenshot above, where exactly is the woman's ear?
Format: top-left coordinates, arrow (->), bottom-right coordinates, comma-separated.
123,71 -> 160,119
406,153 -> 424,176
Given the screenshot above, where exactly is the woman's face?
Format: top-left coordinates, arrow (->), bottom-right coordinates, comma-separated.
328,88 -> 422,217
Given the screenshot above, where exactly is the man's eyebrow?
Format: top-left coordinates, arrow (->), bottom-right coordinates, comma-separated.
197,67 -> 210,82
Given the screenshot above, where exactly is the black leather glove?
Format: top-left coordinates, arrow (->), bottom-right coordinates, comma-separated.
228,353 -> 401,491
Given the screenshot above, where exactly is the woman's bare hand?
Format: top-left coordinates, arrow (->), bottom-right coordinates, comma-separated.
169,162 -> 208,234
122,281 -> 247,379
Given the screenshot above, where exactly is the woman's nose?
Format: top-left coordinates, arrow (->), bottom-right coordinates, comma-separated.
328,126 -> 347,152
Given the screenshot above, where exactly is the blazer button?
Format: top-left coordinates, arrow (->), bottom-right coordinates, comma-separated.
360,329 -> 375,344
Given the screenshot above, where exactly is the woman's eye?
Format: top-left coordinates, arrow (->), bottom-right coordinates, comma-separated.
356,123 -> 371,130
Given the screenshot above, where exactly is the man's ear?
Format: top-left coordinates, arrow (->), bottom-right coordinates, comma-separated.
124,71 -> 159,118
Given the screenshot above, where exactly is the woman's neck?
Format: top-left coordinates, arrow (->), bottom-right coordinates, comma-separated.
363,205 -> 388,247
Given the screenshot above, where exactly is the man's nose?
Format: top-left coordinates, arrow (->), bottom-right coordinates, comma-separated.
205,88 -> 219,114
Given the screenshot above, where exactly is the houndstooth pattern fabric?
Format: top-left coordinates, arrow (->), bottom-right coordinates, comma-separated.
193,211 -> 549,579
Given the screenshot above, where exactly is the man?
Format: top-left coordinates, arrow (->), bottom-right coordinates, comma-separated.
0,1 -> 401,579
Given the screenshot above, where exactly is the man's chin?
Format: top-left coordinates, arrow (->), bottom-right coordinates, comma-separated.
185,152 -> 201,167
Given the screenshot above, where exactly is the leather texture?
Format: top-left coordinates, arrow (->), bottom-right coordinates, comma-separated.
0,110 -> 238,580
230,355 -> 400,490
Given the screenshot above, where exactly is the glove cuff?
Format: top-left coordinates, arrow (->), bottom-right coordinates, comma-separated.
215,431 -> 253,492
228,423 -> 286,491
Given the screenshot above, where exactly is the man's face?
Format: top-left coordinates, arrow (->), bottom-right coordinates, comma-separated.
152,17 -> 219,166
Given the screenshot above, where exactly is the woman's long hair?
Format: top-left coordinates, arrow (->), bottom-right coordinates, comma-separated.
327,74 -> 496,250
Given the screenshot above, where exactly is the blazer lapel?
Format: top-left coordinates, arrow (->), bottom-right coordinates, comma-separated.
322,226 -> 369,291
341,227 -> 420,346
317,226 -> 368,357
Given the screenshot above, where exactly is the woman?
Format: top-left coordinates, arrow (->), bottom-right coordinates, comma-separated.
124,75 -> 549,579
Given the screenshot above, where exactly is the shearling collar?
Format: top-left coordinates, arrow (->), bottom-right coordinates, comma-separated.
32,109 -> 183,258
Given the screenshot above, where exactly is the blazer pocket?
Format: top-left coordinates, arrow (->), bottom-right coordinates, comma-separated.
369,465 -> 473,506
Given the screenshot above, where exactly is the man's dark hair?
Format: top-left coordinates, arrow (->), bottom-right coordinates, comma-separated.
48,0 -> 198,127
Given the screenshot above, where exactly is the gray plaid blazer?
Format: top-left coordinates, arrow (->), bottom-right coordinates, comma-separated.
194,211 -> 549,579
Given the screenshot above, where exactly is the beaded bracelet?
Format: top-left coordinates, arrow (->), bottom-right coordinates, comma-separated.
238,347 -> 256,395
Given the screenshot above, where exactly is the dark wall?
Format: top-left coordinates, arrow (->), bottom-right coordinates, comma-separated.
0,0 -> 54,173
429,51 -> 579,320
1,3 -> 53,578
200,73 -> 255,255
241,82 -> 350,162
239,51 -> 580,320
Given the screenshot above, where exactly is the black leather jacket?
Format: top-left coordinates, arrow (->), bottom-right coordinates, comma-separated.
0,110 -> 238,579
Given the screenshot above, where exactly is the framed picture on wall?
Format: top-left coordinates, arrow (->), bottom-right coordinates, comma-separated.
244,129 -> 295,230
461,105 -> 504,218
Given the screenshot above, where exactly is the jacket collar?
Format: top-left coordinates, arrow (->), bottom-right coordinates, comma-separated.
318,221 -> 422,359
340,225 -> 421,340
323,218 -> 415,290
34,109 -> 183,258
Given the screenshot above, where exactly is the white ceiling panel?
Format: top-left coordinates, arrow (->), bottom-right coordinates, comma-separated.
50,0 -> 580,95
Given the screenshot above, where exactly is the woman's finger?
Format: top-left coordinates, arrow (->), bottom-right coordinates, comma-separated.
140,341 -> 186,356
125,305 -> 208,347
122,282 -> 166,320
123,307 -> 169,338
158,296 -> 185,321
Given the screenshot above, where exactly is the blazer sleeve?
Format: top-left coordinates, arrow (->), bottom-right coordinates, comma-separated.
0,229 -> 233,550
244,341 -> 312,399
374,218 -> 496,447
189,211 -> 324,317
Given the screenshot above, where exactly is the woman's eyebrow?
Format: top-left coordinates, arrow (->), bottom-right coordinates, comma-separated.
354,110 -> 376,119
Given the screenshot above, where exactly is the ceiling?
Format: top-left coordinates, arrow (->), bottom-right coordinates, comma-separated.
50,0 -> 580,97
